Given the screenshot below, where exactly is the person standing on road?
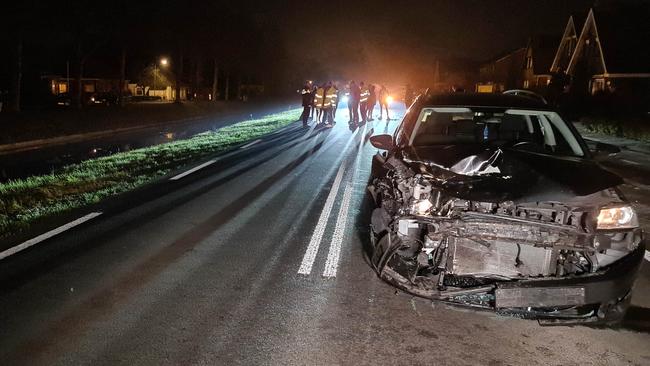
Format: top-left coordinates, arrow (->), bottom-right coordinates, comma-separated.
333,83 -> 341,119
349,81 -> 360,124
359,82 -> 369,124
313,84 -> 326,125
366,84 -> 377,121
404,84 -> 414,108
310,84 -> 318,121
378,85 -> 391,121
324,81 -> 337,127
300,83 -> 313,127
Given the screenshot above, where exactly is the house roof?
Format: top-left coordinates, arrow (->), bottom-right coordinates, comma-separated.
529,35 -> 561,75
593,6 -> 650,74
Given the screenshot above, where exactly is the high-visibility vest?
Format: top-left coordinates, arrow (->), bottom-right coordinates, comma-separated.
314,87 -> 325,108
360,87 -> 370,103
324,87 -> 337,108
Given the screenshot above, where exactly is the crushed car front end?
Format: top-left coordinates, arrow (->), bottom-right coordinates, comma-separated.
368,153 -> 645,324
367,95 -> 645,324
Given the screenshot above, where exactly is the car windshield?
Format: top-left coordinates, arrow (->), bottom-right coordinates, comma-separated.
409,107 -> 585,157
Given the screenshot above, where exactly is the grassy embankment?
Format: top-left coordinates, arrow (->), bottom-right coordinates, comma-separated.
0,110 -> 299,239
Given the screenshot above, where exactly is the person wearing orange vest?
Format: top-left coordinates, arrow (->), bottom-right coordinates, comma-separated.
359,81 -> 370,124
323,81 -> 337,127
313,84 -> 326,125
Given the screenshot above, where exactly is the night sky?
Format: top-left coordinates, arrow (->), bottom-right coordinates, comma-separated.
1,0 -> 598,91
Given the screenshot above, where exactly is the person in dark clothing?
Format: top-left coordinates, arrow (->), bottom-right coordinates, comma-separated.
349,81 -> 360,124
310,85 -> 318,121
300,83 -> 312,127
333,83 -> 341,119
366,84 -> 376,121
404,84 -> 414,108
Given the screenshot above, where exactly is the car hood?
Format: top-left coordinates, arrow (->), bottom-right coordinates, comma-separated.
401,145 -> 623,203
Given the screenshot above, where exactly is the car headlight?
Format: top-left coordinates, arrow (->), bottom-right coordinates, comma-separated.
597,206 -> 639,230
411,199 -> 433,215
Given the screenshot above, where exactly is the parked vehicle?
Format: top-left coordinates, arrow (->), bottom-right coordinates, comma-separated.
367,92 -> 645,324
89,92 -> 118,106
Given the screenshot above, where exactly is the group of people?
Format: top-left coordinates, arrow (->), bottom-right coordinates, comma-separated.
300,81 -> 339,128
300,80 -> 392,128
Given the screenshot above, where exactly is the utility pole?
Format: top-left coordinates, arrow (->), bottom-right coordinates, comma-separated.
10,34 -> 23,112
212,59 -> 219,102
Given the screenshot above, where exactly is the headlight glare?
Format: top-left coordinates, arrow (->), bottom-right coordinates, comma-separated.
597,206 -> 638,230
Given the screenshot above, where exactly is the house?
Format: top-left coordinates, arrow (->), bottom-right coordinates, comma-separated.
43,75 -> 126,97
566,6 -> 650,102
522,35 -> 561,92
475,48 -> 526,93
550,14 -> 587,74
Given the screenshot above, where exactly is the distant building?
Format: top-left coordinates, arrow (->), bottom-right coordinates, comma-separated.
550,14 -> 587,74
566,7 -> 650,100
476,48 -> 526,93
522,35 -> 561,92
476,2 -> 650,113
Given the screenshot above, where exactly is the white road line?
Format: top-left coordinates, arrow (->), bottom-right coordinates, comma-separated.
322,181 -> 354,278
240,139 -> 262,149
322,123 -> 368,278
169,159 -> 218,181
621,159 -> 642,166
297,164 -> 347,275
0,212 -> 103,261
645,250 -> 650,262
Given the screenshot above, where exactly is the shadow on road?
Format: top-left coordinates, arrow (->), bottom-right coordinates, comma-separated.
2,135 -> 329,363
0,127 -> 329,293
620,306 -> 650,333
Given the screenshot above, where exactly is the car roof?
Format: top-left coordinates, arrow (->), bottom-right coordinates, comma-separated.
421,93 -> 552,110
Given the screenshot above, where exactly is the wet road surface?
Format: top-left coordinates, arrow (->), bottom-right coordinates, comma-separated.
1,105 -> 649,365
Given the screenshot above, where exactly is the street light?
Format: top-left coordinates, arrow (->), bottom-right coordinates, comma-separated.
154,57 -> 169,95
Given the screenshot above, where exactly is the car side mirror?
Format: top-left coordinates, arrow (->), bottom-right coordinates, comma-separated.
369,134 -> 395,150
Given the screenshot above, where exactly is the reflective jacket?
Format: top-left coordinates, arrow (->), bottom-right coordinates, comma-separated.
314,87 -> 325,108
325,86 -> 337,109
360,86 -> 370,103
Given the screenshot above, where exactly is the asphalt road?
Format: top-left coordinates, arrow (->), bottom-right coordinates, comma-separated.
1,104 -> 649,365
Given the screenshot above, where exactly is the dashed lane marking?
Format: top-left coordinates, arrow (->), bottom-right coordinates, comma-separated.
0,212 -> 103,261
240,139 -> 262,149
322,122 -> 368,278
297,163 -> 347,275
621,159 -> 642,166
322,181 -> 353,278
169,159 -> 218,181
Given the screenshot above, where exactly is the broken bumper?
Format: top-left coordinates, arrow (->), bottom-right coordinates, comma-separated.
376,237 -> 645,322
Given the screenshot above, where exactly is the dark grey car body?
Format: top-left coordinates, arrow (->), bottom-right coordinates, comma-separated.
367,93 -> 645,324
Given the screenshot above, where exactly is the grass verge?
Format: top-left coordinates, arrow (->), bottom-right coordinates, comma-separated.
0,109 -> 300,239
582,116 -> 650,143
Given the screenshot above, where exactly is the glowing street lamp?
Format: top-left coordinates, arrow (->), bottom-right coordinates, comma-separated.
154,57 -> 169,93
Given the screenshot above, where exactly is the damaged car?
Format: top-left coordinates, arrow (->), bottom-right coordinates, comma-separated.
367,93 -> 645,325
